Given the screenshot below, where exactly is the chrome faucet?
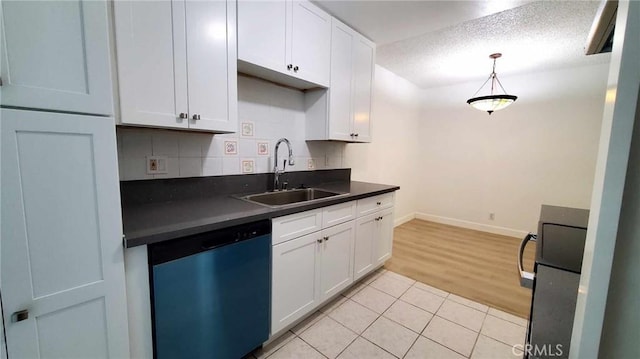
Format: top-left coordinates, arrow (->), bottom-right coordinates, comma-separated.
273,138 -> 295,191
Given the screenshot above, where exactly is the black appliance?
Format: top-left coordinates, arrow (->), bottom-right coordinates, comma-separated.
518,205 -> 589,359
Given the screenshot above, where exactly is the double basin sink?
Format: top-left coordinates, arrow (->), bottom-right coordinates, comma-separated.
239,188 -> 347,207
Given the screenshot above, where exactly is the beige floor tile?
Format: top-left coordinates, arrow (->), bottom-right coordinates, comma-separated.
405,336 -> 466,359
436,300 -> 486,332
319,295 -> 348,314
448,294 -> 489,312
481,315 -> 527,347
400,287 -> 446,313
350,286 -> 396,314
291,311 -> 326,335
488,308 -> 528,327
342,281 -> 367,298
382,270 -> 416,285
362,316 -> 419,358
299,316 -> 357,359
337,337 -> 395,359
329,299 -> 379,334
471,335 -> 524,359
383,300 -> 433,333
268,337 -> 325,359
369,274 -> 413,298
423,316 -> 478,357
253,331 -> 296,359
363,268 -> 386,284
413,281 -> 450,297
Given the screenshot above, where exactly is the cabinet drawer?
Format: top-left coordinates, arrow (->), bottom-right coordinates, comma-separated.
322,201 -> 356,228
357,193 -> 394,217
272,209 -> 322,245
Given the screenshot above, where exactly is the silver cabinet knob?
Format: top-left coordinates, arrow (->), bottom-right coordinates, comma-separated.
317,238 -> 323,243
350,133 -> 355,137
179,112 -> 188,119
287,64 -> 293,70
293,66 -> 299,72
354,133 -> 359,137
192,114 -> 201,120
376,201 -> 381,205
324,236 -> 329,242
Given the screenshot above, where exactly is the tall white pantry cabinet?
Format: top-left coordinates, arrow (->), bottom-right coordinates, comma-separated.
0,1 -> 130,358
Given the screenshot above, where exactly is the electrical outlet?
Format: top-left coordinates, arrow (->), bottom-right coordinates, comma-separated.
489,213 -> 495,220
146,156 -> 168,174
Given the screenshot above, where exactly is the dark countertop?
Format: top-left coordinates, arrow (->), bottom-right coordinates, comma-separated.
123,180 -> 399,247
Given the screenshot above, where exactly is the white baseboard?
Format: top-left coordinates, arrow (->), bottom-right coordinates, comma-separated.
394,213 -> 415,227
414,212 -> 528,239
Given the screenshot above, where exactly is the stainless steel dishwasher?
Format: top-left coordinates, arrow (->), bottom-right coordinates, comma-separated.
148,220 -> 271,359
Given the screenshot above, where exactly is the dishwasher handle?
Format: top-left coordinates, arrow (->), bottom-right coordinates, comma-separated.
518,233 -> 536,289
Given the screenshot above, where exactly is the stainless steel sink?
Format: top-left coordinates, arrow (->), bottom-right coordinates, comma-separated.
240,188 -> 347,207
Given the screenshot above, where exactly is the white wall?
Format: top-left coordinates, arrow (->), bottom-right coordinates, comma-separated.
117,75 -> 345,180
344,65 -> 422,225
416,63 -> 609,234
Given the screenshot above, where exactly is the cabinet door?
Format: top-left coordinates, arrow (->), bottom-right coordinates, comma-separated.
272,232 -> 321,334
185,0 -> 237,132
113,0 -> 188,129
289,1 -> 330,87
328,21 -> 354,141
237,0 -> 287,73
375,208 -> 395,264
320,222 -> 355,301
351,37 -> 375,143
1,109 -> 129,358
354,213 -> 377,281
0,1 -> 112,115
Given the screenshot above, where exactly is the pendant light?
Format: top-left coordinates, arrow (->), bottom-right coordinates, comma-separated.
466,53 -> 517,115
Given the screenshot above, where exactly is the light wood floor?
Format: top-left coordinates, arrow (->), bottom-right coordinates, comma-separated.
385,219 -> 536,318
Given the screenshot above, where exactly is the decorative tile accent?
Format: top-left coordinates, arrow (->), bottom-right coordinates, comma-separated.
423,316 -> 478,357
436,300 -> 487,332
257,141 -> 269,155
241,121 -> 255,137
224,140 -> 238,155
361,316 -> 419,358
241,159 -> 255,174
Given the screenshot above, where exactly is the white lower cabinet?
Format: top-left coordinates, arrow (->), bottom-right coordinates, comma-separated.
319,222 -> 355,300
272,232 -> 322,334
271,194 -> 395,336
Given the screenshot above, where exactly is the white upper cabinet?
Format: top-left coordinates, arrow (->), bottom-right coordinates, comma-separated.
238,0 -> 330,89
0,0 -> 113,115
113,0 -> 237,132
305,18 -> 375,142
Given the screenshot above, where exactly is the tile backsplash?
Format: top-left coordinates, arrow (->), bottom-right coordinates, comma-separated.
117,75 -> 346,180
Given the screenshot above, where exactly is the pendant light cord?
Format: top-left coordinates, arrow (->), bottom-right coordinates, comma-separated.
471,56 -> 510,97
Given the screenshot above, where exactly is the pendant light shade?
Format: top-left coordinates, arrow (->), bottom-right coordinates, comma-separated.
467,53 -> 517,115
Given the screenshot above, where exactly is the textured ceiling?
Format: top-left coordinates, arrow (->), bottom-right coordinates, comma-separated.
314,0 -> 532,45
376,1 -> 611,89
